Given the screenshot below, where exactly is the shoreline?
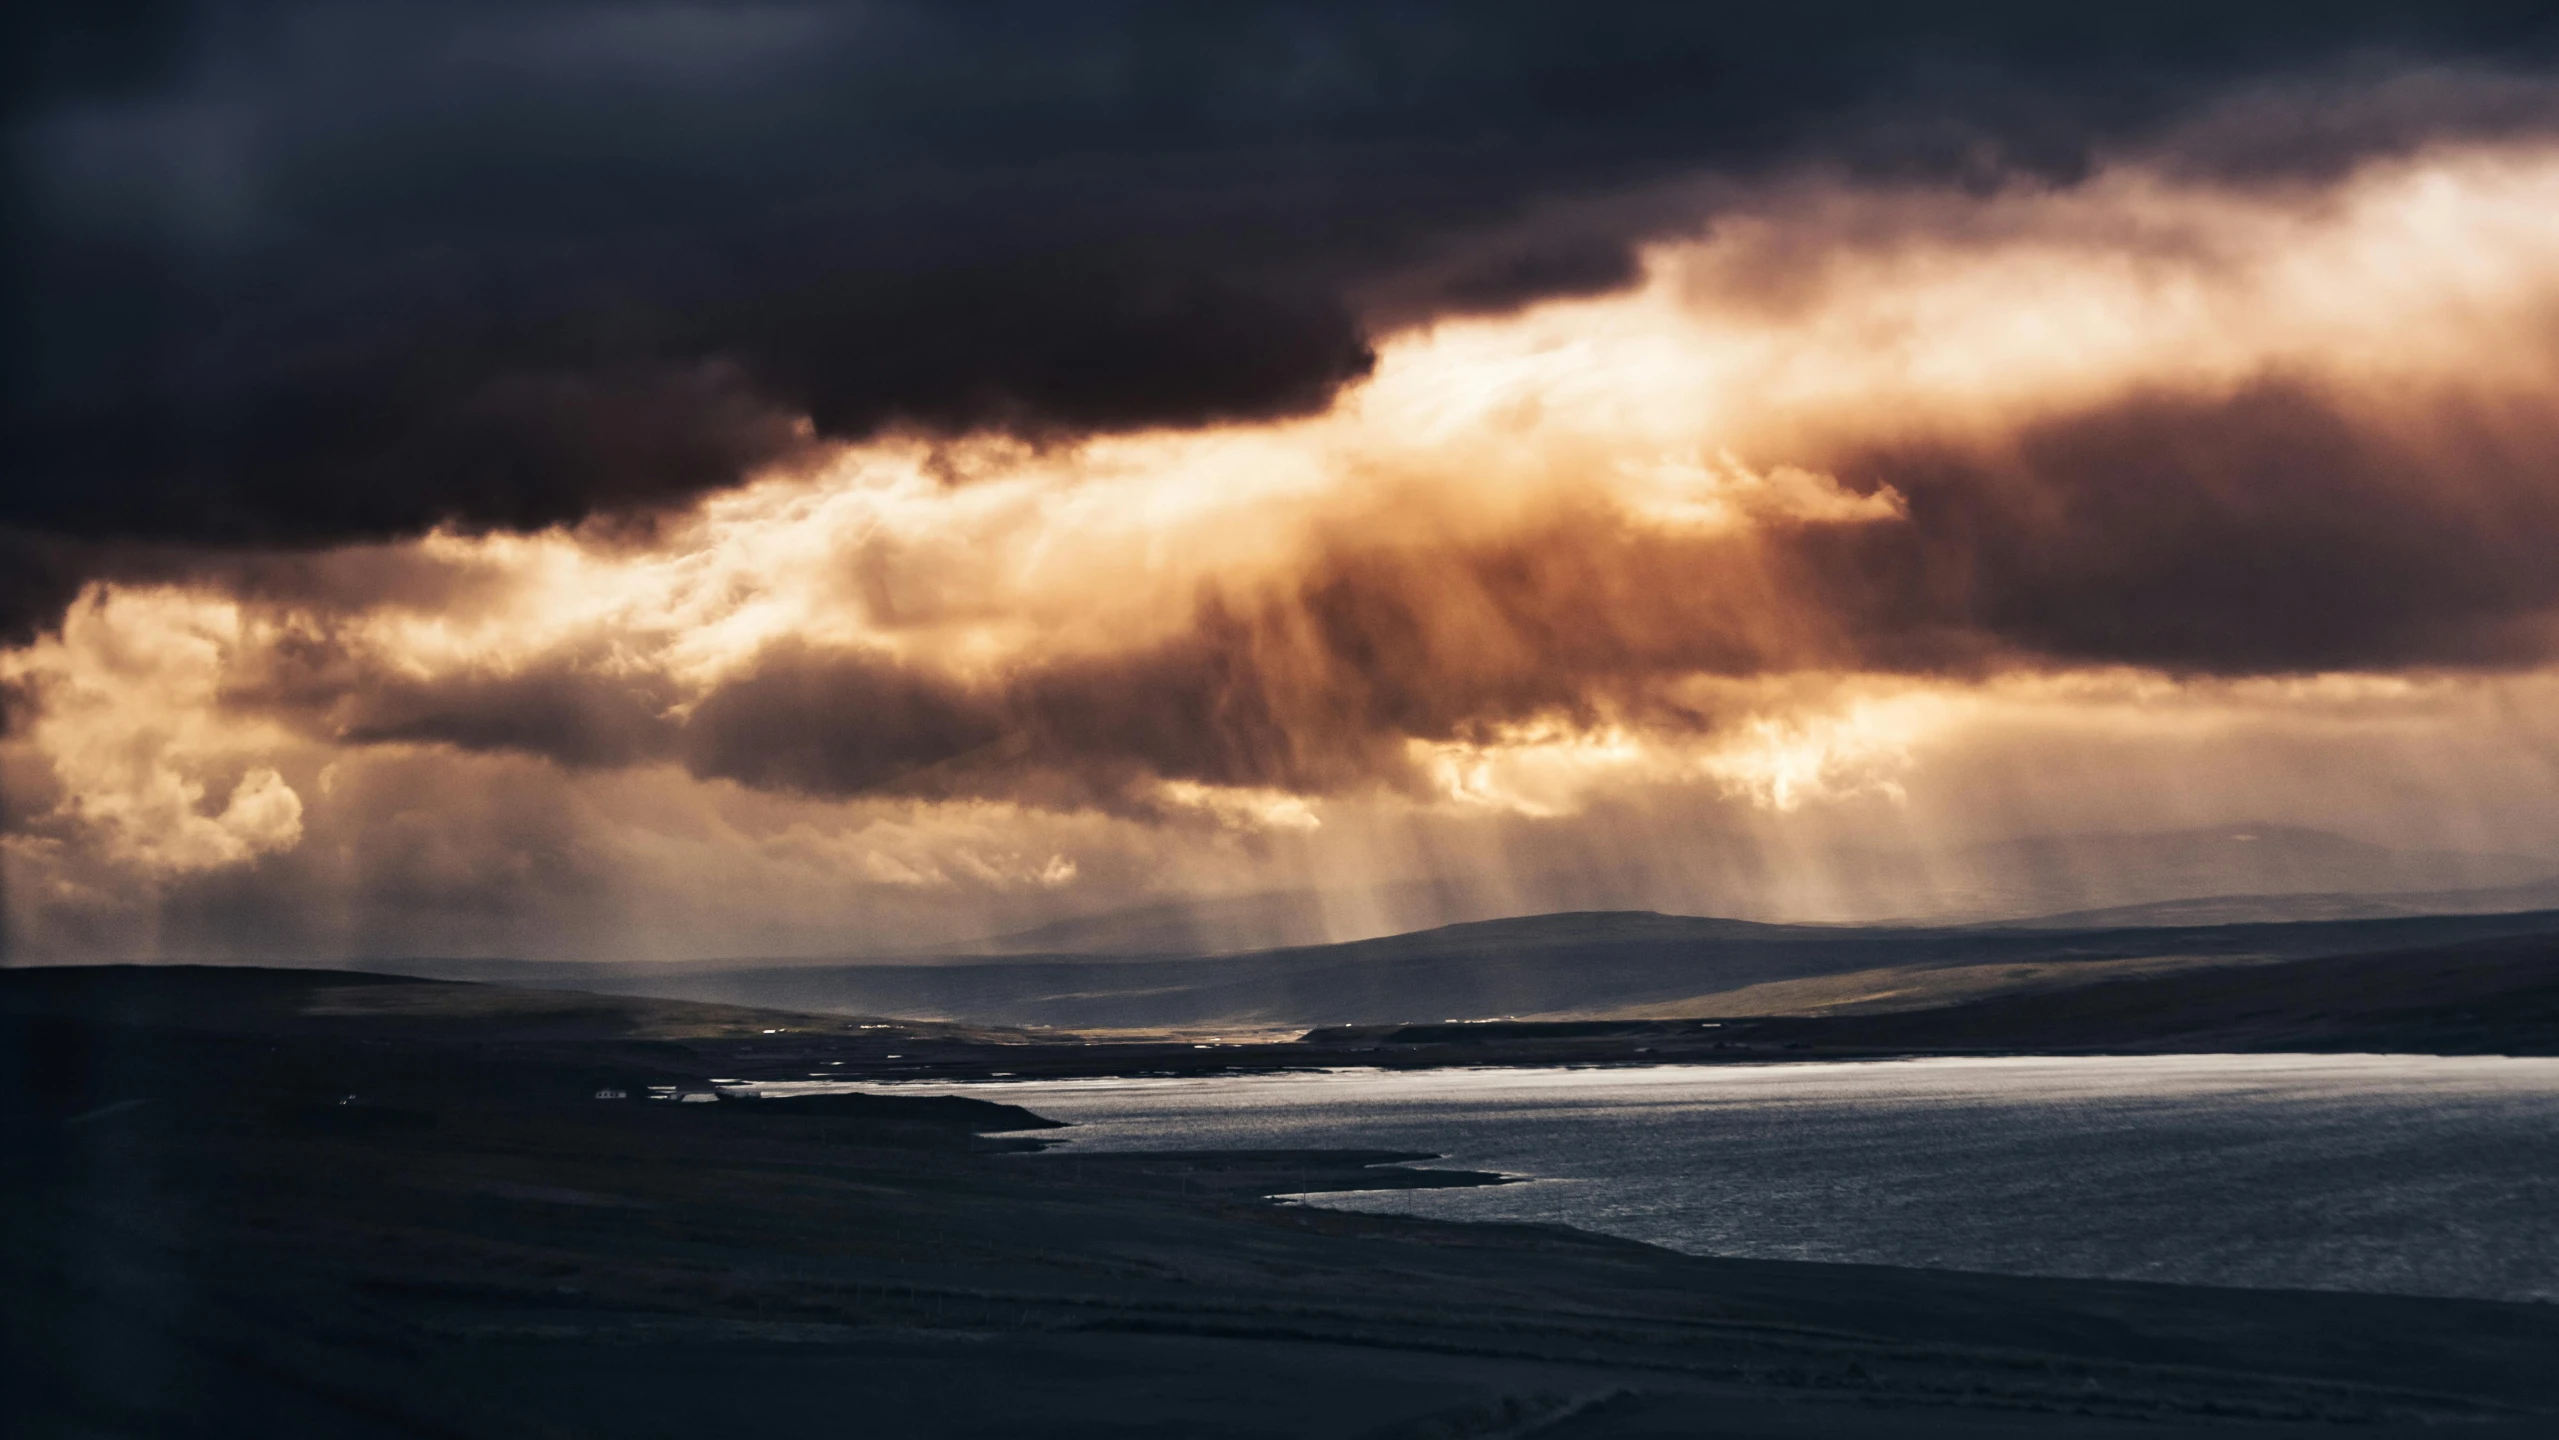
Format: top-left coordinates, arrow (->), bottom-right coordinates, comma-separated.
11,962 -> 2559,1436
897,1051 -> 2559,1309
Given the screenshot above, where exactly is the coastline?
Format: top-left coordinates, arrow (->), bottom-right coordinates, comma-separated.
10,963 -> 2559,1437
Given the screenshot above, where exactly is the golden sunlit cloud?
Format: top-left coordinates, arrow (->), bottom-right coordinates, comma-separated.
3,590 -> 305,875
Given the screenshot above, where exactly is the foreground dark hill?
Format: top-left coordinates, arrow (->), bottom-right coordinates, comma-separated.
380,905 -> 2559,1032
9,964 -> 2558,1438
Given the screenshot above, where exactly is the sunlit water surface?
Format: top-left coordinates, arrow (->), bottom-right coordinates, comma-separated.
773,1055 -> 2559,1302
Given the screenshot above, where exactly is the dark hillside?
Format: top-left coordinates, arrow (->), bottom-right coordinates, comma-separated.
399,907 -> 2559,1031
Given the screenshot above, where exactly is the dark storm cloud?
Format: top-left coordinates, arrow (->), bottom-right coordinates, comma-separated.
0,532 -> 95,645
0,528 -> 514,646
680,642 -> 1005,794
0,674 -> 39,746
329,656 -> 685,770
1824,379 -> 2559,674
12,1 -> 2559,633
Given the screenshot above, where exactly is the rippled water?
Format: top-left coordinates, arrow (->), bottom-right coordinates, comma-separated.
810,1054 -> 2559,1302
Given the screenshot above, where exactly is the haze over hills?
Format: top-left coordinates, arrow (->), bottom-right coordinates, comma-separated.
941,824 -> 2558,957
367,906 -> 2559,1034
1983,880 -> 2559,930
32,825 -> 2556,1034
1852,825 -> 2556,922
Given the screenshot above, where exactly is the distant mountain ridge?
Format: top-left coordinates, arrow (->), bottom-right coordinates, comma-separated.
1908,825 -> 2554,922
46,825 -> 2558,1034
941,824 -> 2558,956
347,905 -> 2559,1033
1992,879 -> 2559,931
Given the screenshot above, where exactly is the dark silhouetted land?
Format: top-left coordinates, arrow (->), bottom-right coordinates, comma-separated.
8,949 -> 2559,1438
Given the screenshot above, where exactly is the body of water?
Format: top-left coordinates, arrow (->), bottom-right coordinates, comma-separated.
780,1055 -> 2559,1302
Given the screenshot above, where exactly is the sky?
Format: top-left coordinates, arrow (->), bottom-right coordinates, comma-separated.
11,3 -> 2559,961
